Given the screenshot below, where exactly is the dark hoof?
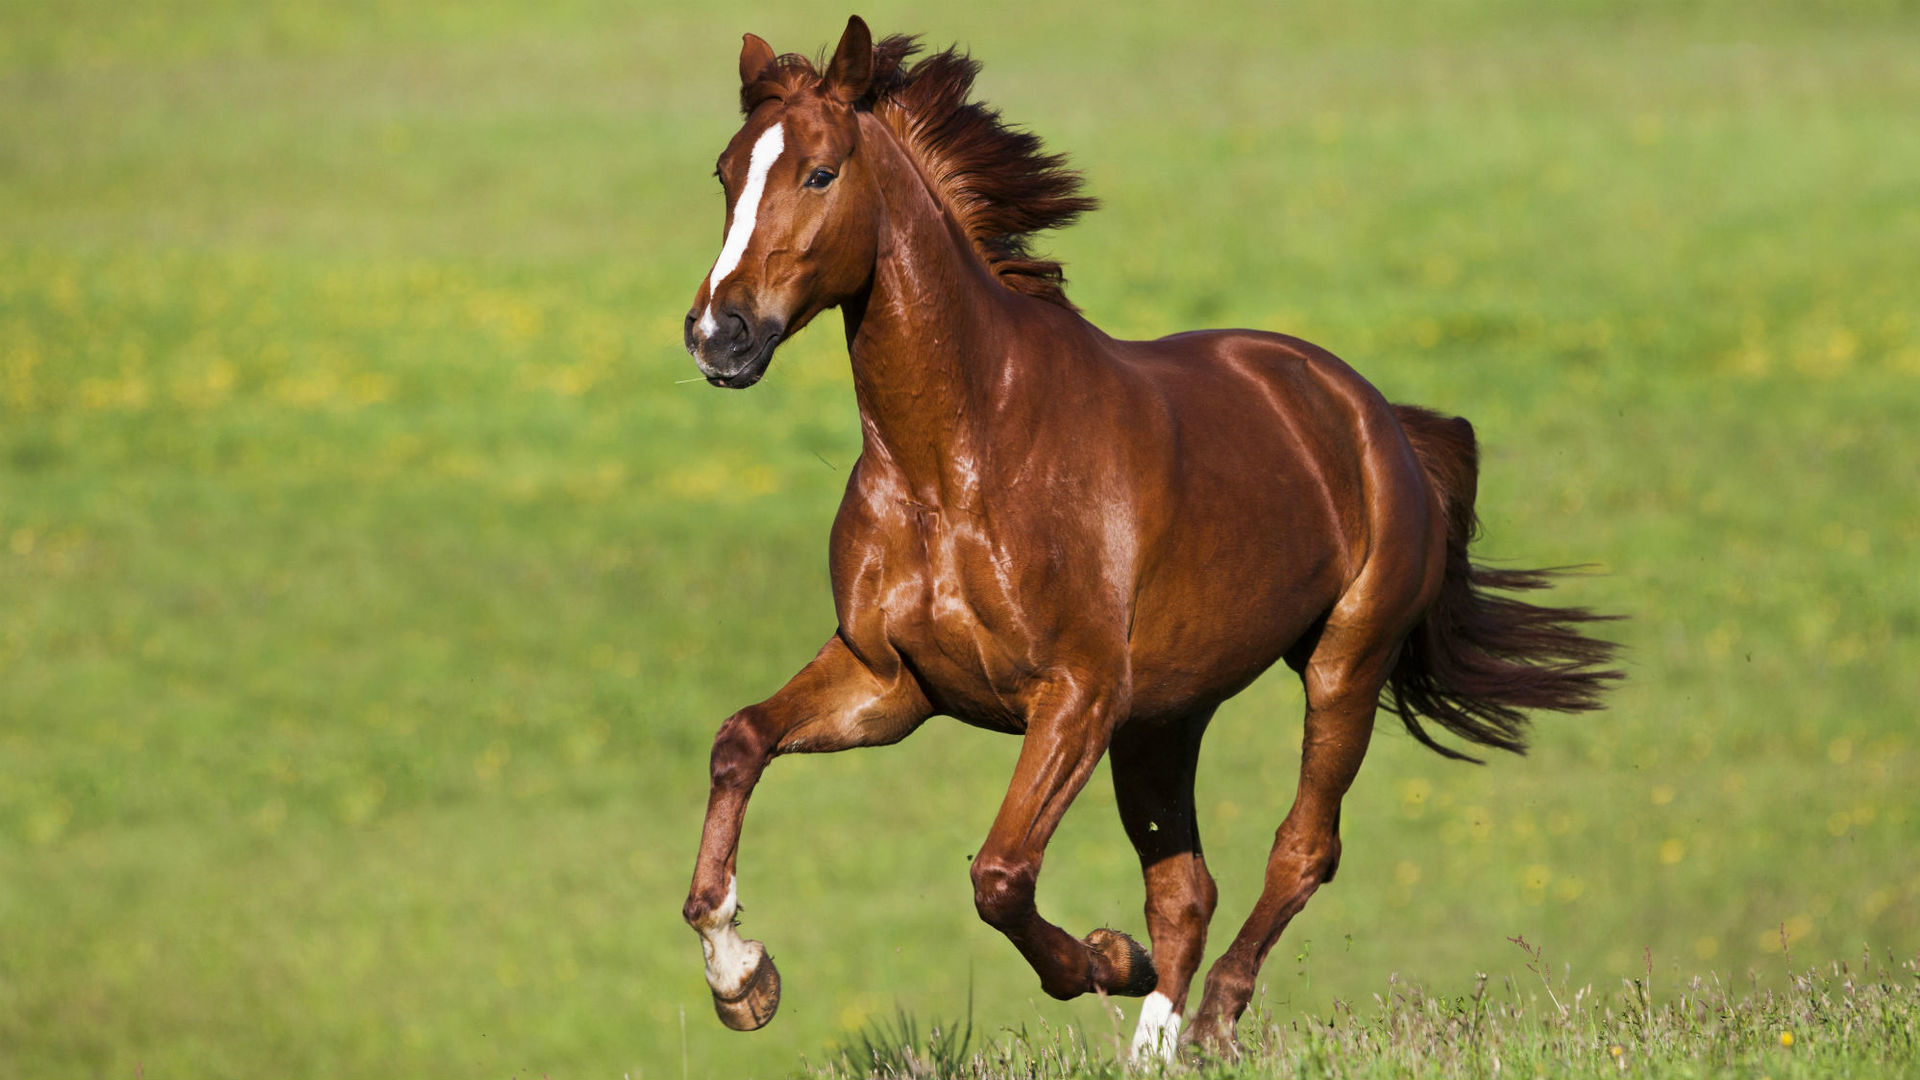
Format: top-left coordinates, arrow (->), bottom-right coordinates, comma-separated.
1084,928 -> 1158,997
711,947 -> 781,1031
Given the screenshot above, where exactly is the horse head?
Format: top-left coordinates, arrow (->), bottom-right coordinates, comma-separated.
683,17 -> 883,388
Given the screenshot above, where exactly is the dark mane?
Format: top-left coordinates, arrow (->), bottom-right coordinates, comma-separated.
742,34 -> 1096,309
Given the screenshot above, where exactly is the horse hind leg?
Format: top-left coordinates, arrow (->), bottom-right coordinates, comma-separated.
1183,617 -> 1403,1054
1110,709 -> 1218,1061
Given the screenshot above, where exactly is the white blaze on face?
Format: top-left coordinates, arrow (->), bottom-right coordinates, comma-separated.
692,875 -> 763,997
698,123 -> 786,338
1130,991 -> 1182,1062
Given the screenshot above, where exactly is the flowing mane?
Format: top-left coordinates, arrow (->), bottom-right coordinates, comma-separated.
742,35 -> 1097,309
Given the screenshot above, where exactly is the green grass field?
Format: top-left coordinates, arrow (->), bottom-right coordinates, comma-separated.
810,951 -> 1919,1078
2,1 -> 1917,1077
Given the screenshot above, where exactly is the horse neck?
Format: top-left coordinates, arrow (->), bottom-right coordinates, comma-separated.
842,113 -> 1026,502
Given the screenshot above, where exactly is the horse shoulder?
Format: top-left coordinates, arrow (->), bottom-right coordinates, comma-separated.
826,455 -> 932,636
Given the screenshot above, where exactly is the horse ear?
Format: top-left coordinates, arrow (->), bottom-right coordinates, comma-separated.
739,33 -> 776,88
823,15 -> 874,101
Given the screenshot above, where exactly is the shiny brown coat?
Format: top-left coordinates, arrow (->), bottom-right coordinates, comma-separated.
679,18 -> 1616,1053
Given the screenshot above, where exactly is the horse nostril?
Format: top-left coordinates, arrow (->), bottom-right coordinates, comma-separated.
724,311 -> 753,354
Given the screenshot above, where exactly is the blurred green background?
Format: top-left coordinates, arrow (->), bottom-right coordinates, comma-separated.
2,0 -> 1916,1076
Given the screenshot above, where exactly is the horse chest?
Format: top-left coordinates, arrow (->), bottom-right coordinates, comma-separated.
854,502 -> 1043,722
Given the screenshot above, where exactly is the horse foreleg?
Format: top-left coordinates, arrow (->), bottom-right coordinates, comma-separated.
683,632 -> 930,1030
970,674 -> 1157,1002
1110,711 -> 1217,1062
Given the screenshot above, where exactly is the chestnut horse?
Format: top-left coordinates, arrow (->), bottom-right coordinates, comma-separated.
679,16 -> 1617,1058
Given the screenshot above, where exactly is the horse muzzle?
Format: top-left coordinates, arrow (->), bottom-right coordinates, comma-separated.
685,303 -> 784,389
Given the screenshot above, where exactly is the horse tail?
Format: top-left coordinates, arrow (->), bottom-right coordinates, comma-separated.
1386,405 -> 1622,762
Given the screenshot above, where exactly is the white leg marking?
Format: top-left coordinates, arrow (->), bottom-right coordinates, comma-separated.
699,123 -> 785,332
693,876 -> 763,997
1129,991 -> 1182,1062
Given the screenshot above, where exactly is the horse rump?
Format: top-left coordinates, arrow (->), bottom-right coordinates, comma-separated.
1388,405 -> 1622,762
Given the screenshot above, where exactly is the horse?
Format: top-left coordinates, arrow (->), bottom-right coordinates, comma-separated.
678,16 -> 1618,1058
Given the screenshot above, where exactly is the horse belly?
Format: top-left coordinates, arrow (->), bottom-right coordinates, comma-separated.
1127,562 -> 1337,719
1124,468 -> 1348,718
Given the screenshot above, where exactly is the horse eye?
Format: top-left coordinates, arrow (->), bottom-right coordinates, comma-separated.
805,168 -> 836,190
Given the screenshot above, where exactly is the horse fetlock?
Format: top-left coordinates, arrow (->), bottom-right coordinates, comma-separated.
1085,927 -> 1158,997
682,883 -> 731,930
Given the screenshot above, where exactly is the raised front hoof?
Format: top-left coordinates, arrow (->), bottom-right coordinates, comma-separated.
711,949 -> 782,1031
1084,928 -> 1158,997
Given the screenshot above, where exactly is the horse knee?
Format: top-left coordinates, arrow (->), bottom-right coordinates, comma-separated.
971,854 -> 1037,929
708,708 -> 773,789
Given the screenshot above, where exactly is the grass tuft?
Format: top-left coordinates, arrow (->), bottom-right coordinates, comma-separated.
813,1003 -> 977,1080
